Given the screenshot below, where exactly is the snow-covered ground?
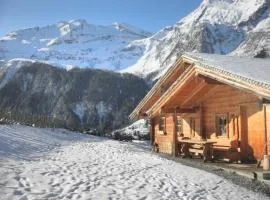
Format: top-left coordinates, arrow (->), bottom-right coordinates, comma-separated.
0,125 -> 268,200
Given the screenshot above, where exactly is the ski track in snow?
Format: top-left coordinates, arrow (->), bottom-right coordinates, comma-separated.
0,125 -> 267,200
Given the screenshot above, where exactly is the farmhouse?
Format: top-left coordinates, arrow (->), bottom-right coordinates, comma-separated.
130,53 -> 270,162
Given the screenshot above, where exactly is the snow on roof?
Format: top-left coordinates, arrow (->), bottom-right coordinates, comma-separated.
184,52 -> 270,89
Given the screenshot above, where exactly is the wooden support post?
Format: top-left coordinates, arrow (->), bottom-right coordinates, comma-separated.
199,104 -> 204,139
264,104 -> 270,155
149,119 -> 155,146
239,106 -> 247,161
172,108 -> 177,157
264,105 -> 268,155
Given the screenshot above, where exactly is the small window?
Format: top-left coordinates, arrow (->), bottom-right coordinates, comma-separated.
159,116 -> 165,132
216,114 -> 228,136
176,116 -> 183,134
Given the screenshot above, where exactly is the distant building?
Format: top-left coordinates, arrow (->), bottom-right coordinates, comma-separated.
130,53 -> 270,162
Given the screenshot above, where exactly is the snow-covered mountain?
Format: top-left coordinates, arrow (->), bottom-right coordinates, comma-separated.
123,0 -> 270,80
0,20 -> 151,131
0,19 -> 151,70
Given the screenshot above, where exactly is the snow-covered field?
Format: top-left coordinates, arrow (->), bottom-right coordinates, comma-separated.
0,125 -> 268,200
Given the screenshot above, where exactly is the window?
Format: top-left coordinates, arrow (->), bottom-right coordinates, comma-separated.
176,116 -> 183,134
159,116 -> 166,132
216,114 -> 228,136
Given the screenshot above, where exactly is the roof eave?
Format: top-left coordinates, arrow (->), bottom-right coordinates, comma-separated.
129,57 -> 184,121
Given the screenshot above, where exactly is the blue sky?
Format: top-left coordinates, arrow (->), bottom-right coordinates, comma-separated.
0,0 -> 201,36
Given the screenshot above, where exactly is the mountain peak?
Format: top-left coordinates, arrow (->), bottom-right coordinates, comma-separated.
0,19 -> 152,71
113,22 -> 124,30
203,0 -> 264,4
203,0 -> 234,3
57,19 -> 88,28
113,22 -> 152,37
124,0 -> 270,81
68,19 -> 88,25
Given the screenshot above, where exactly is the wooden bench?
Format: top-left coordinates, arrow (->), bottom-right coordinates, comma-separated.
189,144 -> 204,155
213,145 -> 231,151
213,144 -> 240,163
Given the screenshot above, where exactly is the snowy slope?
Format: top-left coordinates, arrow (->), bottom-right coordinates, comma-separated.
109,119 -> 149,140
0,125 -> 268,199
0,125 -> 87,160
0,19 -> 151,71
123,0 -> 270,80
0,58 -> 37,89
232,15 -> 270,57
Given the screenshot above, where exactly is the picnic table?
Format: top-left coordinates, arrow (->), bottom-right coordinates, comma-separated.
178,139 -> 217,162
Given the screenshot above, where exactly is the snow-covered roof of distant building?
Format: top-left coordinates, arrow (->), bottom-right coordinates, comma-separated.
183,52 -> 270,89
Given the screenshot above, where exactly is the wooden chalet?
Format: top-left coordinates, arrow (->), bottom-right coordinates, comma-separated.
130,53 -> 270,162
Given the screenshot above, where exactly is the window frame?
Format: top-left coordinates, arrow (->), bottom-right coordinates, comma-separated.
158,116 -> 166,134
215,113 -> 229,137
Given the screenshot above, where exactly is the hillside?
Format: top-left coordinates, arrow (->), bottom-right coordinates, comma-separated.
0,60 -> 149,131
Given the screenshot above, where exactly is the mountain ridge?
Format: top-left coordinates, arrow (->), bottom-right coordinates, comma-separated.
0,19 -> 152,71
2,0 -> 270,82
123,0 -> 270,81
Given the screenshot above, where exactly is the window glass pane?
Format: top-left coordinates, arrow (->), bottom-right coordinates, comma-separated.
159,117 -> 165,131
216,114 -> 227,136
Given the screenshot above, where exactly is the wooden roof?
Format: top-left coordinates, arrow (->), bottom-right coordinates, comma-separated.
130,53 -> 270,121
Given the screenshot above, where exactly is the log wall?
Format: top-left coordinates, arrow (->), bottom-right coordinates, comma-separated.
152,84 -> 267,160
153,114 -> 174,154
202,85 -> 264,160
